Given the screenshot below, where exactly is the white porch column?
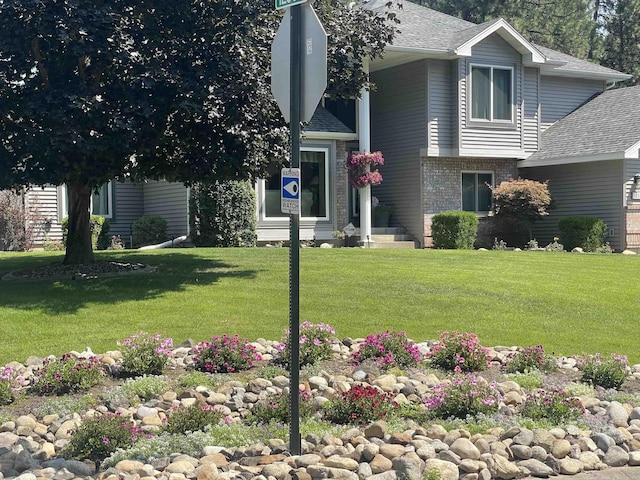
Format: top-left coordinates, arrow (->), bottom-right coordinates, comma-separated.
358,58 -> 372,245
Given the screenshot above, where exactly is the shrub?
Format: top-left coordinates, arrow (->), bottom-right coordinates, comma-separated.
162,402 -> 223,434
120,376 -> 169,403
275,322 -> 337,368
558,216 -> 607,252
192,334 -> 262,373
431,211 -> 478,249
132,215 -> 167,248
31,354 -> 104,395
0,190 -> 44,251
505,345 -> 557,374
189,180 -> 257,247
577,353 -> 629,389
61,412 -> 148,461
427,331 -> 490,372
504,370 -> 544,390
491,178 -> 551,235
32,395 -> 96,418
325,384 -> 398,425
351,330 -> 422,369
62,215 -> 110,250
423,373 -> 501,419
249,390 -> 313,425
520,388 -> 585,424
116,331 -> 173,377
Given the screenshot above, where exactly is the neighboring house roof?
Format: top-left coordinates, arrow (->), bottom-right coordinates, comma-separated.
364,0 -> 630,82
519,86 -> 640,167
304,106 -> 357,140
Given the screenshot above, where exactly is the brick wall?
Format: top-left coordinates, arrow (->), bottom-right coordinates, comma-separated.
421,157 -> 518,247
625,205 -> 640,252
335,141 -> 349,230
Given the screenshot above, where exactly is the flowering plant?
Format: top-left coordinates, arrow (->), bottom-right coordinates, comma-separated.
162,402 -> 223,434
107,235 -> 125,250
520,388 -> 585,423
31,353 -> 104,395
275,322 -> 337,368
427,331 -> 490,372
505,345 -> 557,374
351,330 -> 422,369
0,366 -> 24,405
347,151 -> 384,188
249,389 -> 313,425
423,373 -> 501,419
117,331 -> 174,377
576,352 -> 629,389
192,334 -> 262,373
325,384 -> 398,425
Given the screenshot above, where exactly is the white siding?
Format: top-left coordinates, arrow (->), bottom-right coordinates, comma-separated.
26,186 -> 62,244
539,77 -> 604,132
521,160 -> 624,251
371,60 -> 427,243
459,34 -> 524,155
523,67 -> 539,153
109,181 -> 143,239
142,181 -> 189,239
428,59 -> 453,153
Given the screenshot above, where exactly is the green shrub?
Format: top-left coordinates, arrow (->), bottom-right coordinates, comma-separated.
30,354 -> 104,395
116,331 -> 173,377
192,334 -> 262,373
505,345 -> 557,374
32,395 -> 96,418
162,402 -> 223,434
61,413 -> 147,461
120,376 -> 169,403
431,211 -> 478,249
132,215 -> 167,248
351,330 -> 422,369
325,384 -> 398,425
423,373 -> 501,419
249,390 -> 313,425
275,322 -> 337,368
62,215 -> 110,250
558,216 -> 607,252
520,388 -> 584,424
577,353 -> 629,389
189,180 -> 257,247
428,331 -> 489,372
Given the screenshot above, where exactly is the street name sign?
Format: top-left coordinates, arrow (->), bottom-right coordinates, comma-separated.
275,0 -> 307,9
281,168 -> 301,214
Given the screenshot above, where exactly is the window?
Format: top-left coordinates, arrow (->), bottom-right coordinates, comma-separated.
470,65 -> 513,122
264,148 -> 329,220
59,182 -> 113,218
462,172 -> 493,212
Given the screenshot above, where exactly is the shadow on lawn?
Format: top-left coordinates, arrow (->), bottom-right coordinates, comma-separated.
0,251 -> 258,315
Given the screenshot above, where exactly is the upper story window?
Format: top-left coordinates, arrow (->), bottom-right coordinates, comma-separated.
470,65 -> 513,122
462,172 -> 493,213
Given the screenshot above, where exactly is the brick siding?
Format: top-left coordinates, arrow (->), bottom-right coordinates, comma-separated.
335,141 -> 349,230
626,205 -> 640,252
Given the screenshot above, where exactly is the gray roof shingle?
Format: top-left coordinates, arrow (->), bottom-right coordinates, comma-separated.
306,106 -> 354,134
523,86 -> 640,164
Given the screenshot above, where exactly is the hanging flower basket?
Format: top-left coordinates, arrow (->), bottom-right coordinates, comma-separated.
347,151 -> 384,188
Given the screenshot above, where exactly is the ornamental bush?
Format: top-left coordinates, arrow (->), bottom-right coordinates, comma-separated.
132,215 -> 167,248
505,345 -> 557,374
275,322 -> 337,368
577,353 -> 629,389
325,384 -> 398,425
31,354 -> 104,395
520,388 -> 585,424
62,215 -> 110,250
423,373 -> 501,419
192,334 -> 262,373
558,216 -> 607,252
189,180 -> 257,247
431,211 -> 478,249
351,330 -> 422,369
428,331 -> 490,372
0,366 -> 16,405
248,390 -> 313,425
162,402 -> 223,434
492,178 -> 551,231
117,331 -> 173,377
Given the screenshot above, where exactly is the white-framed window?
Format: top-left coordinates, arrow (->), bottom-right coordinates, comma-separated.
59,182 -> 113,219
461,172 -> 493,212
470,64 -> 513,122
263,148 -> 330,220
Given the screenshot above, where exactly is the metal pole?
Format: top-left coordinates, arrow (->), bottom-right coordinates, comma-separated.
289,2 -> 302,456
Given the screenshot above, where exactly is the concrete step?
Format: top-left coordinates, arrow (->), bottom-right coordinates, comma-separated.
370,234 -> 414,242
370,240 -> 419,249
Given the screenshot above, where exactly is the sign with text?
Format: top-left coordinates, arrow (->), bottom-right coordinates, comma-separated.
275,0 -> 307,9
281,168 -> 301,214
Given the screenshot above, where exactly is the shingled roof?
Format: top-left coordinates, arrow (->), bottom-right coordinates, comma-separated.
520,86 -> 640,167
305,106 -> 356,138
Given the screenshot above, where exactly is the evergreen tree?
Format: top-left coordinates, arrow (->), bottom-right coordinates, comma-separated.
601,0 -> 640,84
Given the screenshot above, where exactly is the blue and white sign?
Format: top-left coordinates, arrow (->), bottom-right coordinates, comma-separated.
281,168 -> 300,214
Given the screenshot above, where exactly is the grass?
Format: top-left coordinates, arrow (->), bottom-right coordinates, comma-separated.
0,248 -> 639,365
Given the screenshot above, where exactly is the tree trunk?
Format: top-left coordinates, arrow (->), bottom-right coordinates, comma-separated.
63,183 -> 94,265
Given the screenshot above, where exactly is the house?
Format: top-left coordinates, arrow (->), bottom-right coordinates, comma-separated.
17,1 -> 637,250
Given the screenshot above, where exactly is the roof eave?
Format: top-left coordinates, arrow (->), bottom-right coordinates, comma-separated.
540,67 -> 632,83
303,131 -> 358,141
519,152 -> 624,168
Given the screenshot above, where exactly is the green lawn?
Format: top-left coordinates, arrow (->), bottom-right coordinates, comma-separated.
0,248 -> 639,365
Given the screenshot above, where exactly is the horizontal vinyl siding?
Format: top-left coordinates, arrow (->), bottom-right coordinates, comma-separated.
142,181 -> 189,239
459,35 -> 523,154
523,68 -> 539,153
624,159 -> 640,205
521,160 -> 624,251
428,60 -> 453,152
539,77 -> 604,132
27,186 -> 62,244
371,60 -> 427,242
109,181 -> 144,239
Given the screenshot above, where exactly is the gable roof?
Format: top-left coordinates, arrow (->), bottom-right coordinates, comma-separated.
519,86 -> 640,167
304,106 -> 357,140
365,0 -> 629,82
